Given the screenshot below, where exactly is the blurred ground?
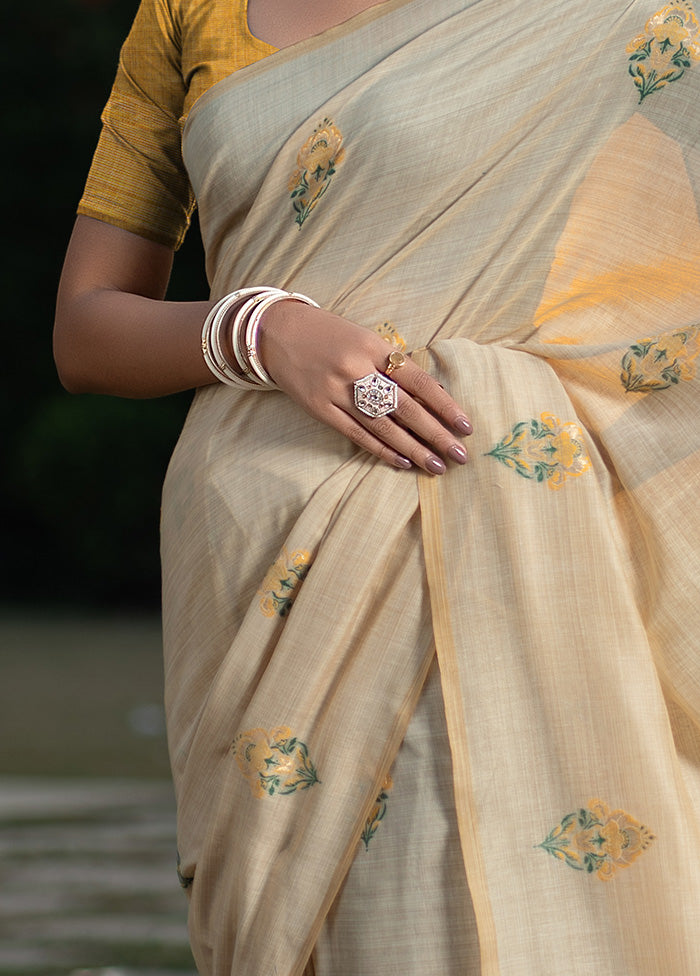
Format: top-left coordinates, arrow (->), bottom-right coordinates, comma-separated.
0,614 -> 170,779
0,614 -> 196,975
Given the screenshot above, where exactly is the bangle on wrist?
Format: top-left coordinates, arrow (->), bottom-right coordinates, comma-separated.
201,286 -> 316,390
245,291 -> 319,386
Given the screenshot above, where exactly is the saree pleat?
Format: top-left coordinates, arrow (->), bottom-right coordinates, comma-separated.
161,0 -> 700,971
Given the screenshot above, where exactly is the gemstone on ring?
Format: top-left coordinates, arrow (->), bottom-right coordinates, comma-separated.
353,372 -> 399,418
385,351 -> 407,375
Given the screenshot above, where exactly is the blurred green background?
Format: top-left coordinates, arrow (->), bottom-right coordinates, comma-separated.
3,0 -> 208,611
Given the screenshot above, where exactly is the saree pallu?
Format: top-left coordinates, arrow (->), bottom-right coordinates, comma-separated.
161,0 -> 700,972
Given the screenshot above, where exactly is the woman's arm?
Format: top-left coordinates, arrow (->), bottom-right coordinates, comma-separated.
54,215 -> 472,472
54,215 -> 214,398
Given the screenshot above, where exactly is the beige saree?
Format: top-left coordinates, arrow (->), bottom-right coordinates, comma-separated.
161,0 -> 700,972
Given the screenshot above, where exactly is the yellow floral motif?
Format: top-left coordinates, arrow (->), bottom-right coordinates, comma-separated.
289,119 -> 345,227
361,774 -> 393,850
621,326 -> 700,392
258,547 -> 311,618
233,726 -> 320,798
538,799 -> 655,880
374,322 -> 407,352
627,2 -> 700,101
485,413 -> 591,489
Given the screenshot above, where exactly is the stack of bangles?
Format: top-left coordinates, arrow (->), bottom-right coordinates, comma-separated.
200,286 -> 319,390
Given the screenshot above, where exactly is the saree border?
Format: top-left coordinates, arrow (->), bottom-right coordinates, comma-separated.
294,642 -> 437,976
419,471 -> 501,976
183,0 -> 423,137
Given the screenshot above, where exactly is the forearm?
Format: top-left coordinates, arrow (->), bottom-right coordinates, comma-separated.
54,287 -> 214,398
54,218 -> 473,476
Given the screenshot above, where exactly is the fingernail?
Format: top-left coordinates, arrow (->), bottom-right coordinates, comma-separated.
425,456 -> 446,475
454,415 -> 473,435
394,455 -> 412,469
447,444 -> 468,463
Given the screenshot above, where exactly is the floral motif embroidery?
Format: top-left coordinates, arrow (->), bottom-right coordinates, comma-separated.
258,547 -> 311,618
361,774 -> 393,850
233,727 -> 320,798
627,2 -> 700,101
288,119 -> 345,228
537,799 -> 655,880
374,322 -> 407,352
621,327 -> 700,392
485,413 -> 591,489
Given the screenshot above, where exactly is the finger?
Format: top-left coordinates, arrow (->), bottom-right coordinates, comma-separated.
347,369 -> 466,471
388,391 -> 469,464
309,394 -> 449,474
351,366 -> 469,465
326,404 -> 415,470
383,358 -> 472,435
355,408 -> 451,474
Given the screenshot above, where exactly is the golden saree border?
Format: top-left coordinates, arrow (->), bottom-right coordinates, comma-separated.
182,0 -> 423,131
418,469 -> 500,976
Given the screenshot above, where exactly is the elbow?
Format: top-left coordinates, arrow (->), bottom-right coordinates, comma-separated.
53,315 -> 97,395
54,363 -> 88,395
53,348 -> 82,395
53,289 -> 124,396
53,343 -> 79,395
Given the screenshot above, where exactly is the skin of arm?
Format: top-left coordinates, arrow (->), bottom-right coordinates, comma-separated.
54,215 -> 214,398
54,215 -> 472,472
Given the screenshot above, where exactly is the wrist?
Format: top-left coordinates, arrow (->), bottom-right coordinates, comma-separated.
201,287 -> 318,390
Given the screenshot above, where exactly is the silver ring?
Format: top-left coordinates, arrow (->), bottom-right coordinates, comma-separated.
353,372 -> 399,418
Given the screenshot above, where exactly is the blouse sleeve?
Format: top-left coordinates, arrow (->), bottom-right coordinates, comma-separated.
77,0 -> 194,250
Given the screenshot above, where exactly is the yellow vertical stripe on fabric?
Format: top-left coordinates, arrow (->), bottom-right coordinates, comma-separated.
418,473 -> 500,976
295,642 -> 436,976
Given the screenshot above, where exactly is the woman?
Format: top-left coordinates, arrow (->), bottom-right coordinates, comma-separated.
54,0 -> 700,973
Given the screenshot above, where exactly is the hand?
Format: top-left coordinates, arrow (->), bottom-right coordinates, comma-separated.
257,299 -> 472,474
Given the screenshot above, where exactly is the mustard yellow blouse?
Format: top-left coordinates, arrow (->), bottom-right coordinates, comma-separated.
77,0 -> 276,249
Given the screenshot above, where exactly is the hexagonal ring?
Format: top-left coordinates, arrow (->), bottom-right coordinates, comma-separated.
353,372 -> 399,419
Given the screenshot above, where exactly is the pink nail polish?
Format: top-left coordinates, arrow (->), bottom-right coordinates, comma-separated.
425,456 -> 446,475
394,455 -> 412,469
447,444 -> 468,463
454,416 -> 472,435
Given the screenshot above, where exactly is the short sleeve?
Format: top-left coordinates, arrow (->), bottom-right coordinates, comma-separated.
77,0 -> 194,250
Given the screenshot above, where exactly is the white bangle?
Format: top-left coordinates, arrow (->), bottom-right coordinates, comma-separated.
201,286 -> 319,390
245,292 -> 320,386
201,287 -> 285,389
223,290 -> 285,388
231,293 -> 278,385
201,290 -> 252,387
